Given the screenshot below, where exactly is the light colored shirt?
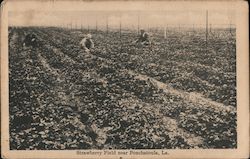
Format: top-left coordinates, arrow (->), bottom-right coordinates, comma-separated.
80,38 -> 94,51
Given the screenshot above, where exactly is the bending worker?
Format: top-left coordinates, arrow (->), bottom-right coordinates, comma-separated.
135,29 -> 151,46
80,33 -> 94,53
23,33 -> 39,47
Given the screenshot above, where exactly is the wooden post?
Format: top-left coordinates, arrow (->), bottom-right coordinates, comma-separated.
81,22 -> 83,31
70,16 -> 73,30
164,26 -> 167,39
119,14 -> 122,39
229,22 -> 232,34
206,10 -> 208,52
119,13 -> 122,53
106,15 -> 109,34
95,16 -> 98,31
137,14 -> 140,35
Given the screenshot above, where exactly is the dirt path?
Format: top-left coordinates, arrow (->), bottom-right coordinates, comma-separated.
119,98 -> 204,147
128,70 -> 235,111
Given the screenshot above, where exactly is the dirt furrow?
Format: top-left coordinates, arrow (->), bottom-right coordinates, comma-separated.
119,98 -> 204,147
129,70 -> 235,111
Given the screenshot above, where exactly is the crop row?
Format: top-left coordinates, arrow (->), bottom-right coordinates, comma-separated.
37,27 -> 236,148
8,28 -> 192,149
41,28 -> 236,107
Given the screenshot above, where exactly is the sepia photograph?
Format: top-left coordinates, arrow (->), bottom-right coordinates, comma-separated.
1,0 -> 249,158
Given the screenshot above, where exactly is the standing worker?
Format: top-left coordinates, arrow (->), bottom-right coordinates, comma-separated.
80,33 -> 94,53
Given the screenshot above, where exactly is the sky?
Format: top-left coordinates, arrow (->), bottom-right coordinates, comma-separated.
8,1 -> 236,29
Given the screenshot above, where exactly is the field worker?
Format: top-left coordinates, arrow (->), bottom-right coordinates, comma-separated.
80,33 -> 94,53
135,29 -> 151,46
23,33 -> 38,47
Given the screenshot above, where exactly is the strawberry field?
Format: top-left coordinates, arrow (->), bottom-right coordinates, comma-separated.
9,27 -> 236,150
